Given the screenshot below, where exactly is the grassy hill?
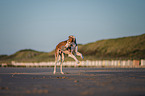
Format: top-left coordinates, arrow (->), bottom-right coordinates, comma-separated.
0,49 -> 55,63
78,34 -> 145,60
0,34 -> 145,63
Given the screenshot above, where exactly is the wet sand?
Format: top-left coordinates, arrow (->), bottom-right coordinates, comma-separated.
0,67 -> 145,96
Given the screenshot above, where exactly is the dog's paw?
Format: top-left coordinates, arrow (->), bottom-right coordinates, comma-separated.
53,71 -> 56,74
61,72 -> 64,74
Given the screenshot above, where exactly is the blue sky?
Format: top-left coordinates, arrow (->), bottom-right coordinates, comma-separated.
0,0 -> 145,55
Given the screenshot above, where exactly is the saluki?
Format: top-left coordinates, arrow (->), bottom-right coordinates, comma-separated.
53,36 -> 83,74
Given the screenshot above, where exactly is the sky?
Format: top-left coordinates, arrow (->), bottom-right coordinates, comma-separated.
0,0 -> 145,55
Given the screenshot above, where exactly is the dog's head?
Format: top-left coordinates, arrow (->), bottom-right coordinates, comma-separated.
69,35 -> 77,46
65,35 -> 77,48
65,36 -> 74,48
69,35 -> 76,43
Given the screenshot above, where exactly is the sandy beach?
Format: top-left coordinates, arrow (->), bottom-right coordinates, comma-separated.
0,67 -> 145,96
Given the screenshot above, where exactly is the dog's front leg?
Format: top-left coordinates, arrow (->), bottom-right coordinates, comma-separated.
75,46 -> 84,59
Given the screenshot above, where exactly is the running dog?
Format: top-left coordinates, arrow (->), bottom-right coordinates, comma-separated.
54,36 -> 81,74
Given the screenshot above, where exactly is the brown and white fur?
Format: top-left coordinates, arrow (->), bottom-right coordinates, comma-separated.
53,36 -> 81,74
67,35 -> 84,59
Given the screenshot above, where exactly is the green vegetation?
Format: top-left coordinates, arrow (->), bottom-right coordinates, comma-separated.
0,34 -> 145,63
0,49 -> 55,63
78,34 -> 145,60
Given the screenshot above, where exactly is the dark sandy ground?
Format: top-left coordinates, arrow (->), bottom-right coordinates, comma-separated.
0,67 -> 145,96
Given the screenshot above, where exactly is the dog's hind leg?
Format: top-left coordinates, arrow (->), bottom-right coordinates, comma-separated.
63,50 -> 79,64
68,54 -> 79,64
53,59 -> 57,74
53,50 -> 59,74
60,53 -> 64,74
53,61 -> 57,74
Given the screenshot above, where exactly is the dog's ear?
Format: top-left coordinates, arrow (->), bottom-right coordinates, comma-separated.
69,35 -> 73,39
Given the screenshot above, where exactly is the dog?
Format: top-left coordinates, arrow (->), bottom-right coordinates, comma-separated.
53,36 -> 81,74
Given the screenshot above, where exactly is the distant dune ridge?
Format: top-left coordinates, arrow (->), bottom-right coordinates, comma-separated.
78,34 -> 145,60
0,34 -> 145,63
